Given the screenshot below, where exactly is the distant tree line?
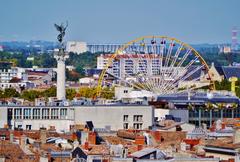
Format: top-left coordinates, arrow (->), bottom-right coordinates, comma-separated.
0,86 -> 114,101
0,51 -> 101,81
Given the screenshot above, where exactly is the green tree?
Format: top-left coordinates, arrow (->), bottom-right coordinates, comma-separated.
78,87 -> 97,98
42,86 -> 56,97
21,90 -> 42,101
0,89 -> 4,98
100,87 -> 115,99
3,88 -> 20,98
66,88 -> 77,100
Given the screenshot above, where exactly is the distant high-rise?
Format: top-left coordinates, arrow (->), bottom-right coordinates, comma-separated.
231,27 -> 238,51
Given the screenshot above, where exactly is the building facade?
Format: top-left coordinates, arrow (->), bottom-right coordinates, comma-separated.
66,41 -> 87,54
97,54 -> 184,79
0,105 -> 154,132
0,67 -> 27,83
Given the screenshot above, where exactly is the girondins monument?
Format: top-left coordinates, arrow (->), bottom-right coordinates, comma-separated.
54,22 -> 69,100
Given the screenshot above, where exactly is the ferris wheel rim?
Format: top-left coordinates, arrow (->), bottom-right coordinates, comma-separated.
96,35 -> 214,98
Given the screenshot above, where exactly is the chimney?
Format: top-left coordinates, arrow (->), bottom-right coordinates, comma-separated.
222,123 -> 226,130
9,131 -> 14,143
40,130 -> 47,144
137,145 -> 143,151
20,135 -> 26,148
229,158 -> 235,162
88,132 -> 96,145
135,135 -> 145,145
84,141 -> 89,150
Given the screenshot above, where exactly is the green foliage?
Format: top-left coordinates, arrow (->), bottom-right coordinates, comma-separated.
32,53 -> 56,68
2,88 -> 20,98
215,79 -> 240,97
0,89 -> 4,98
42,86 -> 56,97
20,86 -> 56,101
215,80 -> 231,91
78,87 -> 97,98
66,88 -> 77,100
21,90 -> 42,101
66,52 -> 100,69
0,51 -> 100,81
100,87 -> 115,99
78,87 -> 114,99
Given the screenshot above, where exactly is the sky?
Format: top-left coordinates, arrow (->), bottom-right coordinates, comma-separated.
0,0 -> 240,44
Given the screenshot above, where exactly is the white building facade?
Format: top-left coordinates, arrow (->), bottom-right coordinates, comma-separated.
97,54 -> 184,79
66,41 -> 87,54
0,105 -> 154,132
0,67 -> 27,83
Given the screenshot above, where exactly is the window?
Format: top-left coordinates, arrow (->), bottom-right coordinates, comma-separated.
133,123 -> 143,130
33,108 -> 41,119
26,125 -> 32,130
14,108 -> 22,119
51,108 -> 59,119
60,108 -> 67,119
23,108 -> 31,119
123,115 -> 128,122
133,115 -> 143,122
123,123 -> 128,129
42,108 -> 50,119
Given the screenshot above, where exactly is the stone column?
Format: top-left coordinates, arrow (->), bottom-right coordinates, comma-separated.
54,50 -> 69,101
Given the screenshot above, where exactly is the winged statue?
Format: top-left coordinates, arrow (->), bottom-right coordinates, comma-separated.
54,22 -> 68,43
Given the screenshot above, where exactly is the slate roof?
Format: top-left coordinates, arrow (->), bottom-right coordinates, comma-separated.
215,66 -> 224,76
222,66 -> 240,79
184,66 -> 203,81
130,148 -> 157,158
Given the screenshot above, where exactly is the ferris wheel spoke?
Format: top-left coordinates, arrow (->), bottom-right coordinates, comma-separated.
160,64 -> 203,94
170,44 -> 183,67
123,55 -> 153,92
107,70 -> 146,90
166,56 -> 199,82
137,54 -> 156,91
180,65 -> 204,81
164,40 -> 174,67
144,52 -> 162,92
177,49 -> 192,67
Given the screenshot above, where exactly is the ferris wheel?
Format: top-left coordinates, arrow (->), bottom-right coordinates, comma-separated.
97,36 -> 214,97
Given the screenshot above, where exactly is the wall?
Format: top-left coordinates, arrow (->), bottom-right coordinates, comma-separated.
154,109 -> 189,122
0,107 -> 8,128
169,109 -> 189,122
11,119 -> 74,132
154,109 -> 170,122
74,105 -> 153,131
1,105 -> 153,132
66,41 -> 87,54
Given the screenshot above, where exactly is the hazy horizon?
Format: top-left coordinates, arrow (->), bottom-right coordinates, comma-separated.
0,0 -> 239,44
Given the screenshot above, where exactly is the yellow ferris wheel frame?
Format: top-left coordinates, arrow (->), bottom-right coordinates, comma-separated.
96,36 -> 215,98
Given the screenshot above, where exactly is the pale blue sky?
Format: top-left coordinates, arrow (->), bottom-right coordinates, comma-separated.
0,0 -> 239,44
